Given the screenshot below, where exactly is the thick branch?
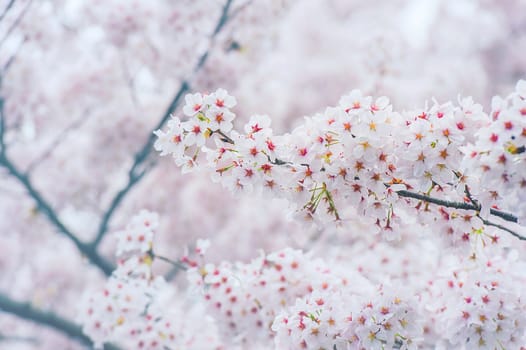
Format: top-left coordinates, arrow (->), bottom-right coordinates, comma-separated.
0,293 -> 121,350
92,0 -> 234,248
397,189 -> 524,240
0,333 -> 38,344
0,154 -> 114,275
396,190 -> 518,224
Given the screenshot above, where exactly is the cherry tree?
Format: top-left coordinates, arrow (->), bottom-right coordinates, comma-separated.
0,0 -> 525,349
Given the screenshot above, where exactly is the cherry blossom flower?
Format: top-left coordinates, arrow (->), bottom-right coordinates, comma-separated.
183,93 -> 205,117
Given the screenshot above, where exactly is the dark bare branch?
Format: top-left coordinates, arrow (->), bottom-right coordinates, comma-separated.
0,93 -> 113,274
0,292 -> 121,350
396,190 -> 518,224
0,0 -> 32,49
396,189 -> 523,239
25,111 -> 91,173
0,333 -> 38,345
92,0 -> 235,248
0,153 -> 114,274
0,0 -> 15,22
477,215 -> 526,241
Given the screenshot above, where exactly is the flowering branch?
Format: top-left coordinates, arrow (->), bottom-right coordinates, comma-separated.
149,250 -> 188,271
154,83 -> 526,242
476,215 -> 525,241
92,0 -> 235,248
396,190 -> 518,224
0,292 -> 121,350
396,188 -> 524,240
1,35 -> 25,73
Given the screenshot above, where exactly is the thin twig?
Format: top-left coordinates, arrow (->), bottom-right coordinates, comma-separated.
92,0 -> 235,248
0,0 -> 32,49
26,110 -> 91,173
0,292 -> 121,350
0,0 -> 15,22
119,54 -> 138,107
2,35 -> 25,72
227,0 -> 254,23
152,253 -> 188,271
477,215 -> 526,241
215,129 -> 235,144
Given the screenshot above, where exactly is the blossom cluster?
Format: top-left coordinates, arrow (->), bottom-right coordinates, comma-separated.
114,210 -> 159,257
425,255 -> 526,349
463,81 -> 526,221
146,82 -> 526,349
272,286 -> 421,350
154,82 -> 526,241
80,211 -> 526,349
80,211 -> 222,349
186,248 -> 355,346
185,245 -> 426,349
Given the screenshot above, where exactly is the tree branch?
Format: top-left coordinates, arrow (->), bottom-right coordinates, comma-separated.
91,0 -> 235,248
0,153 -> 114,275
0,292 -> 121,350
476,215 -> 526,241
92,81 -> 189,248
0,0 -> 32,49
0,95 -> 5,154
0,94 -> 113,274
396,189 -> 524,239
26,110 -> 91,173
396,190 -> 518,223
0,333 -> 38,345
1,35 -> 25,73
0,0 -> 15,22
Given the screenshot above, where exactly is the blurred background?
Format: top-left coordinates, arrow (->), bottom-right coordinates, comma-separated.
0,0 -> 525,348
